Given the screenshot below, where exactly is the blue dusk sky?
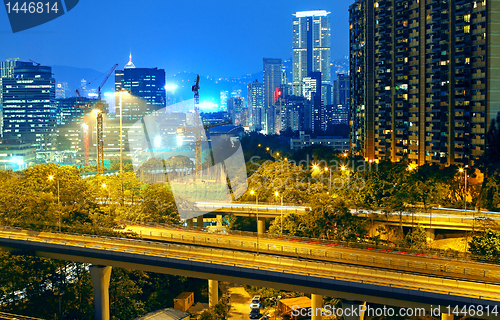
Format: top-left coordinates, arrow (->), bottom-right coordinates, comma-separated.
0,0 -> 351,78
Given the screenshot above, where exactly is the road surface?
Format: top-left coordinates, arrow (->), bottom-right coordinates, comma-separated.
227,286 -> 252,320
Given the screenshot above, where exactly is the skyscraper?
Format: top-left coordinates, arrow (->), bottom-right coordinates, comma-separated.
349,0 -> 500,166
263,58 -> 282,134
1,63 -> 56,150
227,96 -> 245,125
292,10 -> 332,103
332,74 -> 350,126
115,55 -> 166,122
247,80 -> 264,132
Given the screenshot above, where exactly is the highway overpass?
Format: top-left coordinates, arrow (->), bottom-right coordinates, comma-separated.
0,226 -> 499,320
194,201 -> 500,232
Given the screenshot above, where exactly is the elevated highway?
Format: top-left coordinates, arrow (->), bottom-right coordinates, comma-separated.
195,201 -> 500,231
0,226 -> 499,319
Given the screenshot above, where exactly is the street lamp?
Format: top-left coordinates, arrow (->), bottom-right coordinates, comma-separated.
250,190 -> 259,253
102,183 -> 111,215
48,175 -> 61,232
459,165 -> 469,212
275,191 -> 283,235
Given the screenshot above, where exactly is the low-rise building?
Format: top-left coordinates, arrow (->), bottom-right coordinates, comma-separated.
277,296 -> 311,320
174,292 -> 194,312
134,308 -> 189,320
0,140 -> 36,170
290,131 -> 349,151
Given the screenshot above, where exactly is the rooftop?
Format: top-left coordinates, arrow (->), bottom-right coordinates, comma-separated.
294,10 -> 330,18
134,308 -> 189,320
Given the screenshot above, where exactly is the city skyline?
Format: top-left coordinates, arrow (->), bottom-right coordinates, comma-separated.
0,0 -> 350,79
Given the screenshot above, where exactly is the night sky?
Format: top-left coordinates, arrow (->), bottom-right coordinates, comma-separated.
0,0 -> 351,79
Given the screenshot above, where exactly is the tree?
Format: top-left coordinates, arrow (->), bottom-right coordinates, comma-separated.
140,184 -> 179,224
398,226 -> 428,250
469,229 -> 500,259
475,114 -> 500,211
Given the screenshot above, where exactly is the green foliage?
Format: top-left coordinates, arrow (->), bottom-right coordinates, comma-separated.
398,226 -> 428,250
469,229 -> 500,258
140,184 -> 180,224
268,196 -> 368,242
198,300 -> 228,320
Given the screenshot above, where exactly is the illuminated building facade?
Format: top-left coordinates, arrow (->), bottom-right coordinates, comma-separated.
292,10 -> 332,104
247,80 -> 264,132
349,0 -> 500,165
263,58 -> 282,134
1,64 -> 56,150
115,55 -> 166,122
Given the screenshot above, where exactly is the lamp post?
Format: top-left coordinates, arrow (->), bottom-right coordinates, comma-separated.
275,191 -> 283,235
250,190 -> 259,253
102,183 -> 111,215
48,175 -> 60,232
459,166 -> 468,212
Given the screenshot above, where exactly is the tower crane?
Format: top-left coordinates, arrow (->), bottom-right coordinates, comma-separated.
74,63 -> 118,174
94,63 -> 118,175
192,75 -> 203,175
175,75 -> 232,179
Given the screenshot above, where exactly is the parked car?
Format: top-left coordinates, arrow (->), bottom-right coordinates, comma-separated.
249,308 -> 261,319
249,295 -> 261,309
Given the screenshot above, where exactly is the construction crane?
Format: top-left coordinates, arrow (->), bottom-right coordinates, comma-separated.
94,63 -> 118,175
175,75 -> 233,179
192,75 -> 203,176
74,64 -> 118,174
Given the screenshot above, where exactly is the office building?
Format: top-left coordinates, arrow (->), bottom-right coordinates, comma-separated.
292,10 -> 332,104
56,81 -> 68,99
115,55 -> 166,122
263,58 -> 282,134
220,90 -> 228,112
1,63 -> 56,150
0,140 -> 35,170
247,80 -> 264,132
331,74 -> 350,126
333,74 -> 349,111
227,96 -> 245,125
349,0 -> 500,166
0,59 -> 32,78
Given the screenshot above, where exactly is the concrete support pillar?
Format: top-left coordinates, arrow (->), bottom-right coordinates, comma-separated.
442,314 -> 454,320
187,218 -> 194,228
342,300 -> 366,320
257,217 -> 265,234
208,279 -> 218,308
197,215 -> 204,228
90,265 -> 112,320
311,294 -> 323,320
216,214 -> 223,227
426,228 -> 435,242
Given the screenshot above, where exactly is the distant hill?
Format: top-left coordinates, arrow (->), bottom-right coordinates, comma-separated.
51,65 -> 111,97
